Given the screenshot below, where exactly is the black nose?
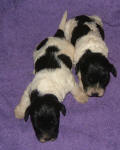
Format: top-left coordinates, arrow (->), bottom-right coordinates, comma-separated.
91,93 -> 99,97
44,137 -> 51,141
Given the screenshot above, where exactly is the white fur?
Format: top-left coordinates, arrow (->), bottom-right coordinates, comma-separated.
15,38 -> 88,119
64,15 -> 108,65
74,32 -> 108,64
59,11 -> 67,30
33,37 -> 75,64
33,37 -> 88,103
30,66 -> 76,102
89,15 -> 103,27
65,19 -> 78,41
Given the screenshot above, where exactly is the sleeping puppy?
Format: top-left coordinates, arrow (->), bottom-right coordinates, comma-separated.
14,11 -> 88,143
64,15 -> 117,97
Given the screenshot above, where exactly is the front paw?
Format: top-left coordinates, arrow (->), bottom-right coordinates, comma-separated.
75,92 -> 88,104
14,105 -> 24,119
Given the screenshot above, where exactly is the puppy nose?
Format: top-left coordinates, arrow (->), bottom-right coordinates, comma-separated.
91,93 -> 99,97
40,137 -> 51,143
44,137 -> 51,141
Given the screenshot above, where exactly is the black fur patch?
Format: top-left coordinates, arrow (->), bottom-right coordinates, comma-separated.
35,53 -> 60,73
58,54 -> 72,69
30,90 -> 40,103
75,15 -> 93,25
71,24 -> 90,45
35,46 -> 60,73
54,29 -> 64,38
96,24 -> 105,40
36,38 -> 48,51
46,46 -> 59,53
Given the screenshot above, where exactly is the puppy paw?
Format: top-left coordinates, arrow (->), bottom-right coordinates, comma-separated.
14,105 -> 24,119
75,92 -> 88,104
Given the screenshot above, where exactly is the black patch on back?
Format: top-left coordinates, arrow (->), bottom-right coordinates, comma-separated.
96,24 -> 105,40
46,46 -> 59,53
54,29 -> 65,38
75,15 -> 93,25
71,15 -> 93,45
36,38 -> 48,51
71,24 -> 90,45
58,54 -> 72,69
35,46 -> 60,73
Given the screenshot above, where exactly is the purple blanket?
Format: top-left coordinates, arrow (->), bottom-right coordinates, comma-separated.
1,0 -> 120,150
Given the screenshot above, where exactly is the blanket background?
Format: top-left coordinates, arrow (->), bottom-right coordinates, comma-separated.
0,0 -> 120,150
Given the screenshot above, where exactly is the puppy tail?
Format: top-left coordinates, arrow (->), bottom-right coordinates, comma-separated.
90,15 -> 103,27
58,10 -> 67,31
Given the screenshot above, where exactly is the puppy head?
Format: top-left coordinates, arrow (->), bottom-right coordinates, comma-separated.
24,90 -> 66,142
75,50 -> 117,97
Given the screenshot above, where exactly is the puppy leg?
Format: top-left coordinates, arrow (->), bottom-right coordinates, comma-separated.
77,72 -> 85,92
71,81 -> 88,103
14,83 -> 31,119
70,73 -> 88,103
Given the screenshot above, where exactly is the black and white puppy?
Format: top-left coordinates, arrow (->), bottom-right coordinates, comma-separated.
14,11 -> 88,143
64,15 -> 117,97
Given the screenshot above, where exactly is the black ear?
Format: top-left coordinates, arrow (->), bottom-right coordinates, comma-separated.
59,103 -> 66,116
109,63 -> 117,77
75,50 -> 92,74
24,106 -> 31,122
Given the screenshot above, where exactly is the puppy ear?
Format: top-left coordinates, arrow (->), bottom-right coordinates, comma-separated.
109,63 -> 117,77
59,103 -> 66,116
24,106 -> 31,122
75,50 -> 92,74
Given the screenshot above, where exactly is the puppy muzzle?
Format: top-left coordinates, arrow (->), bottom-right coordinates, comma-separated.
86,87 -> 104,97
37,134 -> 57,143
